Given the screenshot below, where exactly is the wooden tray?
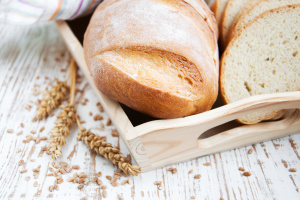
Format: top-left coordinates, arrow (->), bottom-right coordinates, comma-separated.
55,16 -> 300,172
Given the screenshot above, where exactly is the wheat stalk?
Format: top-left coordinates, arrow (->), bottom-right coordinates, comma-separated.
36,81 -> 69,120
48,59 -> 77,159
76,118 -> 141,176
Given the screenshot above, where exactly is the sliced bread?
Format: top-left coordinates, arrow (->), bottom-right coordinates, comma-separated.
226,0 -> 261,45
210,0 -> 228,28
228,0 -> 300,42
220,5 -> 300,124
220,0 -> 250,46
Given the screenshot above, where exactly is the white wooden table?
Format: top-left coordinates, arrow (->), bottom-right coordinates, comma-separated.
0,22 -> 300,200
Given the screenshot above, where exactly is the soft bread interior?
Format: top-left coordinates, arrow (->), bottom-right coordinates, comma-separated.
98,48 -> 203,100
221,5 -> 300,124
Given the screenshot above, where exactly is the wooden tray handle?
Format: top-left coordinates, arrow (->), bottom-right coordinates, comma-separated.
134,92 -> 300,170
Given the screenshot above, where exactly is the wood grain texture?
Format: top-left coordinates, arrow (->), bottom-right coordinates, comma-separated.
0,22 -> 300,200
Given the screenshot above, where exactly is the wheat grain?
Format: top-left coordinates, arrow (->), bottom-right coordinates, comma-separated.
77,127 -> 141,176
36,80 -> 69,120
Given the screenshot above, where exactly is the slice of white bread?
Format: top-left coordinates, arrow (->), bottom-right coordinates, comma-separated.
220,0 -> 250,46
220,5 -> 300,124
210,0 -> 228,28
226,0 -> 260,45
228,0 -> 300,42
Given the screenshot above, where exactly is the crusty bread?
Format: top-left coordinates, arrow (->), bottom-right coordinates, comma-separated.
220,0 -> 249,46
226,0 -> 260,45
84,0 -> 219,119
228,0 -> 300,42
220,5 -> 300,124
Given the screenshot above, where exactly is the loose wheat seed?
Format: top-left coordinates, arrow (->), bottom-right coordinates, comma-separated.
289,168 -> 297,172
239,167 -> 245,171
242,172 -> 251,177
203,162 -> 211,166
102,190 -> 107,198
33,181 -> 38,187
19,160 -> 24,166
106,176 -> 112,180
191,196 -> 196,199
72,165 -> 80,170
248,149 -> 253,154
194,174 -> 201,179
106,118 -> 111,126
20,123 -> 25,128
7,129 -> 14,133
101,185 -> 107,189
78,184 -> 84,190
49,185 -> 54,192
17,131 -> 23,135
20,169 -> 27,173
188,169 -> 193,174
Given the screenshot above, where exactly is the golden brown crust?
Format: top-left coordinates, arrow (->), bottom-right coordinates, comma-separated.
84,0 -> 219,118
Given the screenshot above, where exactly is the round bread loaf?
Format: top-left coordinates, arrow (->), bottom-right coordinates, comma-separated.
84,0 -> 219,118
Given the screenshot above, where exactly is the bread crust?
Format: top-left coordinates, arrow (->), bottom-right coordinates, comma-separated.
84,0 -> 219,118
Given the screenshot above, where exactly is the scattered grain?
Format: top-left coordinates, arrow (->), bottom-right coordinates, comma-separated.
289,168 -> 297,172
57,178 -> 64,184
97,172 -> 102,177
248,149 -> 253,154
121,180 -> 127,185
25,104 -> 32,111
93,114 -> 103,121
54,184 -> 59,190
118,195 -> 124,200
23,140 -> 29,143
20,169 -> 27,173
66,167 -> 72,173
78,184 -> 84,190
242,172 -> 251,177
47,173 -> 53,176
106,118 -> 111,126
220,197 -> 224,200
17,131 -> 23,135
97,179 -> 103,186
203,162 -> 211,166
106,176 -> 112,180
49,185 -> 54,192
96,102 -> 103,112
188,169 -> 193,174
25,176 -> 30,181
84,179 -> 90,185
30,130 -> 36,134
79,172 -> 87,178
239,167 -> 245,171
68,177 -> 74,182
54,164 -> 60,169
19,160 -> 24,166
40,136 -> 47,140
194,174 -> 201,179
102,190 -> 107,198
111,181 -> 119,187
39,126 -> 45,132
7,129 -> 14,133
33,181 -> 38,187
89,112 -> 93,116
20,123 -> 25,128
72,165 -> 80,170
101,185 -> 107,189
111,129 -> 119,137
191,196 -> 196,199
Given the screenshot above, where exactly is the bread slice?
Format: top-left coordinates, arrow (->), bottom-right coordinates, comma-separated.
220,0 -> 250,46
228,0 -> 300,42
211,0 -> 228,28
226,0 -> 260,45
220,5 -> 300,124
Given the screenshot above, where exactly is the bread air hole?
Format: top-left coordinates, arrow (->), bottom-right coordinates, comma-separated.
293,51 -> 298,57
178,74 -> 193,86
244,81 -> 252,94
